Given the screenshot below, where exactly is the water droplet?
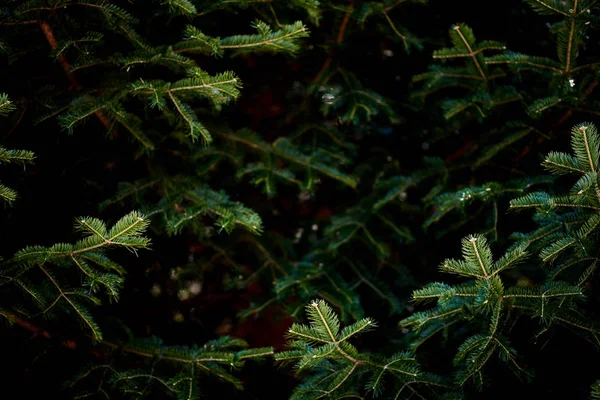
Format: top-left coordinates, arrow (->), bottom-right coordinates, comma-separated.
311,224 -> 318,231
321,93 -> 335,104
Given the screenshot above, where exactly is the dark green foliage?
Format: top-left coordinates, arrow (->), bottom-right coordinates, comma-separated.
0,94 -> 34,204
510,123 -> 600,280
2,211 -> 150,339
67,335 -> 273,399
400,233 -> 591,388
275,299 -> 447,399
423,175 -> 552,240
3,0 -> 600,399
593,380 -> 600,399
412,22 -> 515,121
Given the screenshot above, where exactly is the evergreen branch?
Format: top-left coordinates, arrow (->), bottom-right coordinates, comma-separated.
0,183 -> 18,205
592,380 -> 600,399
168,92 -> 211,144
381,9 -> 408,50
6,211 -> 150,338
37,20 -> 111,129
38,265 -> 103,340
486,52 -> 562,72
467,235 -> 490,278
161,0 -> 197,16
544,152 -> 586,174
400,230 -> 590,385
528,97 -> 562,116
0,94 -> 35,205
162,185 -> 263,235
0,93 -> 16,116
218,20 -> 309,55
524,0 -> 571,15
278,300 -> 439,399
474,127 -> 535,168
216,130 -> 358,188
450,25 -> 486,80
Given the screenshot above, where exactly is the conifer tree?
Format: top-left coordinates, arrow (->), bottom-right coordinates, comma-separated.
411,0 -> 600,240
1,1 -> 311,397
3,0 -> 600,399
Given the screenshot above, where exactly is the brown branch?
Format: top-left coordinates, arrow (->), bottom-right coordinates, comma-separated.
513,136 -> 544,162
6,101 -> 27,137
38,20 -> 111,129
0,20 -> 38,26
336,1 -> 353,44
444,139 -> 477,164
11,314 -> 81,352
311,57 -> 333,90
12,315 -> 52,339
39,21 -> 74,83
312,0 -> 354,85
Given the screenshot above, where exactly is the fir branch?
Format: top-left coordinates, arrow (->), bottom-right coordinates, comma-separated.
64,335 -> 273,398
401,233 -> 586,387
5,212 -> 151,340
161,0 -> 197,16
221,20 -> 308,53
277,299 -> 444,399
217,129 -> 358,189
0,94 -> 35,205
